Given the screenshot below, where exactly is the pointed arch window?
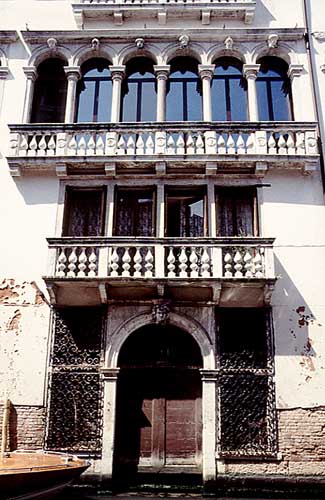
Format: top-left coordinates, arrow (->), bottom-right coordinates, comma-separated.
256,57 -> 292,121
166,57 -> 202,121
121,57 -> 156,122
76,58 -> 112,122
211,57 -> 247,121
31,58 -> 67,123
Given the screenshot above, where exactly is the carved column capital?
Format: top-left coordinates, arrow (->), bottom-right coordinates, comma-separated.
288,64 -> 304,80
243,64 -> 260,80
154,64 -> 170,81
198,64 -> 215,81
23,66 -> 38,82
64,66 -> 81,81
109,65 -> 126,82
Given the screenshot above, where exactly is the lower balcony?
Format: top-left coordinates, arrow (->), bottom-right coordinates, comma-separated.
8,122 -> 319,177
44,237 -> 276,306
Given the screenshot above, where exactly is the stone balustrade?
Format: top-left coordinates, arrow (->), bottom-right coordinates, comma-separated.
76,0 -> 253,4
46,237 -> 275,280
8,122 -> 319,162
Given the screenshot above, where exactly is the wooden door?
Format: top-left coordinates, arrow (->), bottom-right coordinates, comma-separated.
114,368 -> 202,473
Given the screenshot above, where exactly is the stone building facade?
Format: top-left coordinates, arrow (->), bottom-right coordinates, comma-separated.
1,0 -> 325,489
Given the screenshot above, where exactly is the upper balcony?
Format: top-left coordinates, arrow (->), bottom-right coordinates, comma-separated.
44,236 -> 275,307
7,121 -> 319,177
71,0 -> 256,27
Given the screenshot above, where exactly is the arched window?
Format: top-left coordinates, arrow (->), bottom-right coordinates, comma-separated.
121,57 -> 156,122
211,57 -> 247,121
256,56 -> 292,121
166,57 -> 202,121
31,58 -> 67,123
76,58 -> 112,122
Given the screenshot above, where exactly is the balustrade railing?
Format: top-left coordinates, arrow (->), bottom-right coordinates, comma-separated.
9,122 -> 318,160
75,0 -> 254,4
46,237 -> 275,280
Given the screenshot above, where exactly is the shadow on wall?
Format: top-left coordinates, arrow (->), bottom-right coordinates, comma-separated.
254,0 -> 276,26
12,176 -> 59,207
273,254 -> 319,362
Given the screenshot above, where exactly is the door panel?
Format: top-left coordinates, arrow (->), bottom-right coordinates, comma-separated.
115,368 -> 202,472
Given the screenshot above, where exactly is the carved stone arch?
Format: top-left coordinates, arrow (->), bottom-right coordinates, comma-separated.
29,45 -> 71,68
207,43 -> 247,65
163,42 -> 205,65
252,41 -> 296,66
106,311 -> 215,370
72,44 -> 117,67
118,43 -> 160,66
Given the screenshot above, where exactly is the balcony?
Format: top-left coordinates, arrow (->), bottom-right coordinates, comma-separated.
71,0 -> 256,27
8,122 -> 319,177
44,236 -> 275,306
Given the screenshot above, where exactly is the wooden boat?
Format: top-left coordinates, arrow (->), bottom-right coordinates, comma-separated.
0,450 -> 90,500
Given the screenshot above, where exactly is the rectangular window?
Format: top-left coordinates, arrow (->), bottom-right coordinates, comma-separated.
62,187 -> 106,237
166,188 -> 206,237
114,188 -> 155,236
217,308 -> 277,457
216,187 -> 258,237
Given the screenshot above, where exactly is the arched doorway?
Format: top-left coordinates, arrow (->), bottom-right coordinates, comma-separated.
114,324 -> 203,476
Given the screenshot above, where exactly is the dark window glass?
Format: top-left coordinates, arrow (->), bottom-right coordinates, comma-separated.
63,188 -> 106,236
218,308 -> 276,456
31,58 -> 67,123
166,57 -> 202,121
212,58 -> 247,121
256,57 -> 292,121
121,58 -> 156,122
76,58 -> 112,122
114,189 -> 155,236
166,188 -> 206,237
217,188 -> 257,237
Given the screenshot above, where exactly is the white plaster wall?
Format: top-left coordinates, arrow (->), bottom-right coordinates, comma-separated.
261,171 -> 325,408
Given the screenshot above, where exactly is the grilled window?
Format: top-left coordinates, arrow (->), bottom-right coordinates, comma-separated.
114,188 -> 155,236
217,308 -> 277,457
62,187 -> 106,237
217,187 -> 258,237
46,308 -> 105,453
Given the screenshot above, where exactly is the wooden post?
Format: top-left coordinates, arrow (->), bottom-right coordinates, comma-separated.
1,399 -> 11,456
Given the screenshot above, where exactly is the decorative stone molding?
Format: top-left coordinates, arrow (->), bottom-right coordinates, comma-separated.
135,37 -> 144,49
267,34 -> 279,49
0,67 -> 9,80
64,66 -> 81,82
154,64 -> 170,80
109,65 -> 125,82
23,66 -> 38,82
288,64 -> 304,80
243,63 -> 260,80
91,38 -> 100,51
178,34 -> 190,49
101,368 -> 120,380
312,32 -> 325,41
198,64 -> 215,81
224,36 -> 234,50
47,37 -> 58,52
152,299 -> 171,325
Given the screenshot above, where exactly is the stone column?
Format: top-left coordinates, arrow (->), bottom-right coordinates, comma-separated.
288,64 -> 304,121
153,65 -> 170,121
198,65 -> 215,121
109,65 -> 125,123
100,367 -> 120,481
22,66 -> 37,122
0,66 -> 9,116
200,369 -> 218,487
243,64 -> 260,121
64,66 -> 81,123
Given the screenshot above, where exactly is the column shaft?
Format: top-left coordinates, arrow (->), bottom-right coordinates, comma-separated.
64,67 -> 81,123
243,64 -> 260,122
22,67 -> 37,122
198,65 -> 215,121
154,65 -> 170,121
110,66 -> 125,123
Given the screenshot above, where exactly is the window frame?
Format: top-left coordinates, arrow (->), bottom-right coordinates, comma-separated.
215,186 -> 259,237
62,186 -> 107,237
113,186 -> 156,237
